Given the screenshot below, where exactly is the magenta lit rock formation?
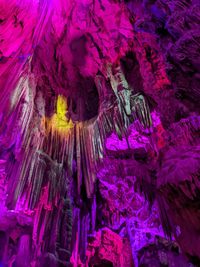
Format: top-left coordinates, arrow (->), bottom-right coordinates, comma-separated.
0,0 -> 200,266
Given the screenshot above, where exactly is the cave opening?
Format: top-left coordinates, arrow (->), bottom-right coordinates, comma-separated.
120,51 -> 144,93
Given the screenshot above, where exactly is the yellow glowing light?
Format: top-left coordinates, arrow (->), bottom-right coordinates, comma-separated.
44,95 -> 74,135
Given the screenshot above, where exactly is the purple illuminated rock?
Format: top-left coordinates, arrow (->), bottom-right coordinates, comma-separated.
0,0 -> 200,266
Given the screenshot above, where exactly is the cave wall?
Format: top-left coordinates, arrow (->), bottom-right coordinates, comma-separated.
0,0 -> 200,266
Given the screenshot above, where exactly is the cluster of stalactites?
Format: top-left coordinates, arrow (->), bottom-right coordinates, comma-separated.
42,62 -> 153,199
4,57 -> 153,215
0,55 -> 153,266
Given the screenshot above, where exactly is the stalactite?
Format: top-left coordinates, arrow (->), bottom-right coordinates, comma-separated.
1,1 -> 189,265
0,54 -> 154,265
73,63 -> 152,198
157,196 -> 173,240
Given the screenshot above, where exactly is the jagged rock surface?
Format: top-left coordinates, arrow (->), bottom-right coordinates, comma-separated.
0,0 -> 200,266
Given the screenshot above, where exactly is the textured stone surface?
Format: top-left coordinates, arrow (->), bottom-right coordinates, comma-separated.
0,0 -> 200,266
